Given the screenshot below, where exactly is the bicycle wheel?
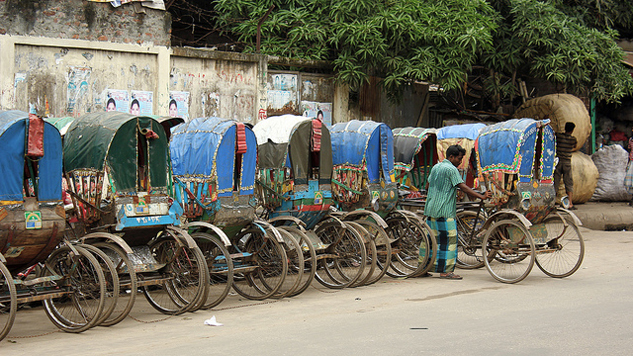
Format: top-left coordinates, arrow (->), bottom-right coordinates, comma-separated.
344,221 -> 377,287
272,228 -> 304,298
482,219 -> 535,284
92,242 -> 137,326
143,238 -> 208,315
191,232 -> 233,309
231,226 -> 288,300
535,215 -> 585,278
0,262 -> 16,342
456,210 -> 488,269
386,214 -> 435,278
42,245 -> 106,333
314,221 -> 366,289
278,226 -> 316,297
78,244 -> 119,326
354,219 -> 392,285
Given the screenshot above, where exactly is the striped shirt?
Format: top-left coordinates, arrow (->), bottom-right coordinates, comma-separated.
424,159 -> 464,219
556,132 -> 576,162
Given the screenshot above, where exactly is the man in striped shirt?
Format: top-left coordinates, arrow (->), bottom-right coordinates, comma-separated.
555,122 -> 577,209
424,145 -> 491,279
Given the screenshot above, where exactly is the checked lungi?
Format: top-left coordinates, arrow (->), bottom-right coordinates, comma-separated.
423,217 -> 458,273
625,161 -> 633,194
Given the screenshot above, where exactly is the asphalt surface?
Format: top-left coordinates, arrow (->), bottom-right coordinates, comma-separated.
2,225 -> 632,355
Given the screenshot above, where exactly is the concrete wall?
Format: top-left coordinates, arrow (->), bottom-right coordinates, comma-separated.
0,35 -> 269,123
0,0 -> 171,46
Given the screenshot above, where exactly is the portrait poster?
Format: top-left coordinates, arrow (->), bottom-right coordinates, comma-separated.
130,90 -> 154,115
169,91 -> 190,121
105,89 -> 129,113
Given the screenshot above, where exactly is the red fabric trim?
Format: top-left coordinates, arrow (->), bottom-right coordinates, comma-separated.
27,114 -> 45,158
311,119 -> 322,152
236,122 -> 248,154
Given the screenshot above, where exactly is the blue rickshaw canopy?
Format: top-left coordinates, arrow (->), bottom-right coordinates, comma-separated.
331,120 -> 395,184
170,117 -> 257,196
0,110 -> 62,202
476,118 -> 555,182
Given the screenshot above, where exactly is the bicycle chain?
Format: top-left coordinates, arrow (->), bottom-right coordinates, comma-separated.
7,330 -> 61,339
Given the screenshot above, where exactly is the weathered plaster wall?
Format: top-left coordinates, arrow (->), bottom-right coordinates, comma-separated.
0,0 -> 171,46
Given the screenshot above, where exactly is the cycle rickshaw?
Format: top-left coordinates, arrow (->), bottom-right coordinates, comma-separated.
62,112 -> 209,321
393,127 -> 438,193
1,110 -> 107,340
254,115 -> 366,290
170,116 -> 292,302
469,118 -> 585,283
330,120 -> 436,281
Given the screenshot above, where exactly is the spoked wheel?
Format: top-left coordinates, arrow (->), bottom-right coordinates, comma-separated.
231,226 -> 288,300
42,245 -> 106,333
190,232 -> 233,309
143,237 -> 209,315
456,210 -> 488,269
77,244 -> 119,326
314,221 -> 366,289
272,228 -> 304,298
535,215 -> 585,278
0,262 -> 17,341
91,242 -> 137,326
386,215 -> 436,278
277,226 -> 317,297
482,219 -> 535,284
354,219 -> 392,285
344,221 -> 377,287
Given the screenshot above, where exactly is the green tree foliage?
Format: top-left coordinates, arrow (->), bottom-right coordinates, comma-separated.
215,0 -> 633,104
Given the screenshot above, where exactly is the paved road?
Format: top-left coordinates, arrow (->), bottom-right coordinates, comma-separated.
3,227 -> 633,355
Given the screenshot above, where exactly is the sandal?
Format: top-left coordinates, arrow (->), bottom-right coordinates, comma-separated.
439,272 -> 463,280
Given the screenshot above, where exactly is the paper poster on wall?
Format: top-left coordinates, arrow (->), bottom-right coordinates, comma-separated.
270,74 -> 297,91
301,101 -> 332,127
130,90 -> 154,115
201,92 -> 220,118
105,89 -> 130,113
67,67 -> 91,116
169,91 -> 190,121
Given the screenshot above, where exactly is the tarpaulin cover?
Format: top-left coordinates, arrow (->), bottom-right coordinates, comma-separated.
331,120 -> 395,183
0,110 -> 63,201
392,127 -> 437,171
63,112 -> 169,192
476,118 -> 555,182
436,123 -> 486,140
254,115 -> 332,183
170,117 -> 257,196
44,117 -> 75,136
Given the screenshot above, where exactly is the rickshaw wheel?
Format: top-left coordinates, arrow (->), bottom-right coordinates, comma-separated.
535,215 -> 585,278
0,262 -> 17,341
456,210 -> 489,269
92,242 -> 137,326
231,227 -> 288,300
482,219 -> 535,284
42,245 -> 106,333
190,232 -> 233,310
77,244 -> 119,326
271,228 -> 304,298
143,239 -> 209,315
385,215 -> 436,278
344,221 -> 377,287
354,219 -> 392,285
314,221 -> 366,289
277,226 -> 317,297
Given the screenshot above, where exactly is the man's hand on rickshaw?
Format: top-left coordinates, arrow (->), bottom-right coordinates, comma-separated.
482,190 -> 492,200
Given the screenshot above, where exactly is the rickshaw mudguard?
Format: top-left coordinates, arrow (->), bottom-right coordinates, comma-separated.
79,232 -> 134,254
482,209 -> 533,231
185,221 -> 232,247
385,209 -> 412,224
253,219 -> 284,243
0,253 -> 6,263
556,208 -> 583,226
342,210 -> 388,228
165,226 -> 198,249
267,216 -> 307,229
